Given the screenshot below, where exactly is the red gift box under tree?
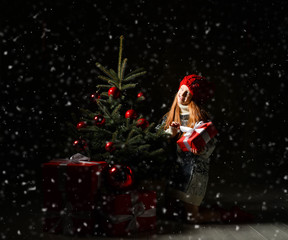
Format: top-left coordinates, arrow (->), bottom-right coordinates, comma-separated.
100,190 -> 157,236
42,153 -> 107,235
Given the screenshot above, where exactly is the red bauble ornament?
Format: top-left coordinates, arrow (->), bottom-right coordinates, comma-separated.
105,141 -> 116,152
137,92 -> 145,100
94,114 -> 105,126
136,118 -> 149,130
106,164 -> 134,189
73,139 -> 88,151
90,92 -> 101,102
108,87 -> 121,99
125,109 -> 138,119
77,121 -> 87,129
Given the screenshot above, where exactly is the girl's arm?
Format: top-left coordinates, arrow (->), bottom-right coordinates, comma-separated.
165,121 -> 180,138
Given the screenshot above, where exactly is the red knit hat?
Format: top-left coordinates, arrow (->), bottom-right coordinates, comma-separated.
179,74 -> 214,103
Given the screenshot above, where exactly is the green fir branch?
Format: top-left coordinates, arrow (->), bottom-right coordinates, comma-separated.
144,131 -> 154,140
112,104 -> 122,116
95,62 -> 115,79
157,129 -> 168,137
100,92 -> 109,97
144,122 -> 155,133
77,126 -> 98,133
120,58 -> 127,80
138,144 -> 150,151
123,71 -> 147,82
126,118 -> 130,128
126,129 -> 136,143
155,124 -> 166,136
97,101 -> 112,119
127,135 -> 143,145
109,69 -> 118,79
112,130 -> 118,142
92,152 -> 110,161
95,98 -> 107,103
124,68 -> 145,79
100,128 -> 114,135
118,35 -> 124,78
98,75 -> 119,86
97,84 -> 112,88
79,108 -> 96,118
102,152 -> 111,159
78,126 -> 113,135
121,83 -> 137,90
98,75 -> 113,83
108,80 -> 119,88
150,148 -> 165,156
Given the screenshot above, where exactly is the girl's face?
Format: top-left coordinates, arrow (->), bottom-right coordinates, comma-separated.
178,85 -> 192,105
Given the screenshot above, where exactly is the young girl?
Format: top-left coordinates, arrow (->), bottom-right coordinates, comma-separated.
162,74 -> 254,223
163,74 -> 219,223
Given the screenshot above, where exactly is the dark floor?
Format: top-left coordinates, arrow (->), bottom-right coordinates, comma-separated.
42,223 -> 288,240
1,180 -> 287,239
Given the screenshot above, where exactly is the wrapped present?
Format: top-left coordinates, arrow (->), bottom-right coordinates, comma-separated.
42,153 -> 107,235
100,190 -> 156,236
177,121 -> 218,152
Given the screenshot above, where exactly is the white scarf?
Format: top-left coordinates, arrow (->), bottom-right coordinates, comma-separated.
178,103 -> 189,115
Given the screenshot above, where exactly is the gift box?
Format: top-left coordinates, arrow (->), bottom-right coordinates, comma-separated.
42,153 -> 107,235
177,121 -> 218,152
100,190 -> 156,236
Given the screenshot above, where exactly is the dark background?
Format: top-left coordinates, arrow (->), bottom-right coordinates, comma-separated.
1,0 -> 288,238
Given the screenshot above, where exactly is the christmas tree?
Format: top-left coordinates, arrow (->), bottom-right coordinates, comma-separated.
72,35 -> 169,182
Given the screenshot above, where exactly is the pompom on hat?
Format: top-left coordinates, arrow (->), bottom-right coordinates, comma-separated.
179,74 -> 214,103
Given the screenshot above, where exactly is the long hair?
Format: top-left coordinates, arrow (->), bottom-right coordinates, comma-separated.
164,93 -> 209,130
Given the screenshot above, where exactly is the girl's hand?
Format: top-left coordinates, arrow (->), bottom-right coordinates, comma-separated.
191,147 -> 205,155
170,121 -> 180,129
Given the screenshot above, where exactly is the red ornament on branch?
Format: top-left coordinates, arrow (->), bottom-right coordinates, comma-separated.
90,92 -> 101,102
125,109 -> 138,119
108,87 -> 121,99
106,164 -> 134,189
136,118 -> 149,130
73,139 -> 88,151
77,121 -> 87,129
137,92 -> 146,100
94,114 -> 106,127
105,141 -> 116,152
